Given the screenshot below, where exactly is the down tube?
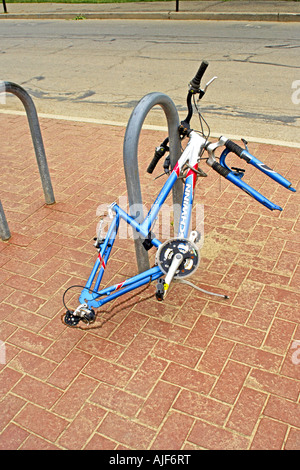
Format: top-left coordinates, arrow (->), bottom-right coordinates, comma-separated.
177,173 -> 194,238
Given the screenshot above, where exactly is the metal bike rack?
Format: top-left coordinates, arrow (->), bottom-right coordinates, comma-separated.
0,82 -> 55,241
123,92 -> 183,273
0,201 -> 10,241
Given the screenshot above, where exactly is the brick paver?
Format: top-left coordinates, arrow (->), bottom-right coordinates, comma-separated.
0,113 -> 299,450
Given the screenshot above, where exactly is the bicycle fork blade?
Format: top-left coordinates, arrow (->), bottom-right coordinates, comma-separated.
226,172 -> 283,211
241,150 -> 296,193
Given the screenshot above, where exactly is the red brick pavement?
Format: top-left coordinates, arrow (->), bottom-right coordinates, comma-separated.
0,113 -> 299,450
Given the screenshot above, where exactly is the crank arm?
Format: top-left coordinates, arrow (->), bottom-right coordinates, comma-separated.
163,253 -> 184,298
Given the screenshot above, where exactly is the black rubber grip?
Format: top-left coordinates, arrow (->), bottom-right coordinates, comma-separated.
190,61 -> 209,89
147,151 -> 163,174
147,154 -> 161,174
225,140 -> 244,158
212,161 -> 230,178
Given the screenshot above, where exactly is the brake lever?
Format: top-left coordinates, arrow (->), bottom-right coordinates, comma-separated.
202,76 -> 218,94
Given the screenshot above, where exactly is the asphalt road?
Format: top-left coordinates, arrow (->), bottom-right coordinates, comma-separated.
0,19 -> 299,144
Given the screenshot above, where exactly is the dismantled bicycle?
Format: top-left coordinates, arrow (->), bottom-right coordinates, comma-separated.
62,60 -> 296,327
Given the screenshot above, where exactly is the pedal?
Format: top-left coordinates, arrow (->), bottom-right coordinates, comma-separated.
189,230 -> 201,243
156,278 -> 165,301
93,237 -> 105,249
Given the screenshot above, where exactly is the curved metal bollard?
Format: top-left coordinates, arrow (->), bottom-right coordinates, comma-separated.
0,82 -> 55,240
123,92 -> 183,273
0,201 -> 10,241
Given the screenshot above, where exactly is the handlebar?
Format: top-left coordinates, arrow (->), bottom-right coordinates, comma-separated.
180,60 -> 209,133
147,61 -> 210,174
146,62 -> 297,212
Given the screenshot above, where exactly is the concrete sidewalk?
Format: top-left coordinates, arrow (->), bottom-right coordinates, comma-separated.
1,1 -> 300,21
0,112 -> 299,450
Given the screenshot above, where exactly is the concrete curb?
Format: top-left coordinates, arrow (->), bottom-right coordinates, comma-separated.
2,108 -> 300,149
169,11 -> 300,21
1,11 -> 300,21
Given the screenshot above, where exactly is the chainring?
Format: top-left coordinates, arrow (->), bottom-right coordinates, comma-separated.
155,237 -> 200,278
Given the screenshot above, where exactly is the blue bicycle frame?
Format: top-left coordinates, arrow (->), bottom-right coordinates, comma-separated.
78,132 -> 204,310
63,60 -> 297,326
75,127 -> 297,311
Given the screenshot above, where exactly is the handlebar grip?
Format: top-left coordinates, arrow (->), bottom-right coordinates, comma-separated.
190,61 -> 209,89
211,161 -> 230,178
147,154 -> 161,174
224,139 -> 245,158
147,147 -> 165,174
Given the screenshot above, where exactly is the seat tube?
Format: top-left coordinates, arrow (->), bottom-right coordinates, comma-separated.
85,212 -> 119,292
